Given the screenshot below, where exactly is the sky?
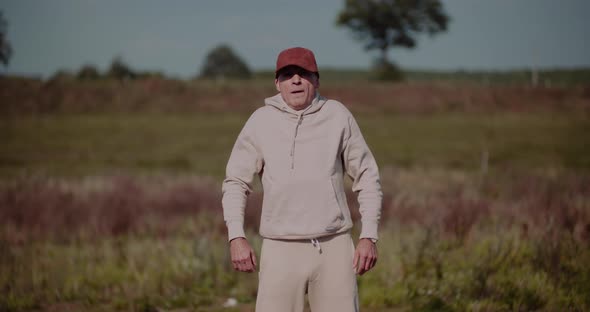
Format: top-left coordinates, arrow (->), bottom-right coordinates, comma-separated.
1,0 -> 589,79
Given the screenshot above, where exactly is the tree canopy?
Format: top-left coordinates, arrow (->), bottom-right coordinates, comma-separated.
0,11 -> 13,66
199,44 -> 251,80
76,64 -> 101,80
107,57 -> 137,80
336,0 -> 449,66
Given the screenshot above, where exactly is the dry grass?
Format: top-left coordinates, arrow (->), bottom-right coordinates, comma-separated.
1,77 -> 589,115
2,76 -> 589,310
1,170 -> 589,311
1,170 -> 588,246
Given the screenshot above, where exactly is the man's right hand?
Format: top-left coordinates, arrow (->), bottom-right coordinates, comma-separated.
229,237 -> 257,272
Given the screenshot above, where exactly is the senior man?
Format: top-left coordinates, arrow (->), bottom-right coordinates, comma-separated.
222,47 -> 382,312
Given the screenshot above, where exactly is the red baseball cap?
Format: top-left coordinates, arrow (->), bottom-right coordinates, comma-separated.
275,47 -> 319,76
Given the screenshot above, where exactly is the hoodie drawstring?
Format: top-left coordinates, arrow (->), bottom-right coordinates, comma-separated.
290,114 -> 304,169
311,238 -> 321,253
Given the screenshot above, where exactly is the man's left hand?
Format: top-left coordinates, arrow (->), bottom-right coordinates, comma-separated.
353,238 -> 378,275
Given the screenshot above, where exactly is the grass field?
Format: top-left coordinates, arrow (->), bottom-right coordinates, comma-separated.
1,77 -> 590,311
2,112 -> 588,179
2,171 -> 589,311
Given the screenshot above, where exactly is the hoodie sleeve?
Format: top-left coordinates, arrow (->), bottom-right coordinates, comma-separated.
343,114 -> 383,240
222,113 -> 264,241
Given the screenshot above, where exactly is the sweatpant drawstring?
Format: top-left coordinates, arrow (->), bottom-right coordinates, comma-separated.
311,238 -> 321,253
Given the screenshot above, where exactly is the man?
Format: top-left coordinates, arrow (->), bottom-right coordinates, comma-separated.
222,47 -> 382,312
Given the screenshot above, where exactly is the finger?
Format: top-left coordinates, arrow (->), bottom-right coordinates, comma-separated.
242,257 -> 253,272
236,257 -> 248,271
357,256 -> 367,274
352,250 -> 359,269
241,260 -> 251,272
241,262 -> 251,272
243,257 -> 253,269
232,257 -> 241,270
250,250 -> 258,271
365,254 -> 373,271
367,257 -> 376,271
358,265 -> 367,275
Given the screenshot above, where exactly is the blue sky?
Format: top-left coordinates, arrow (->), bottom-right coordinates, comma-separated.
1,0 -> 589,78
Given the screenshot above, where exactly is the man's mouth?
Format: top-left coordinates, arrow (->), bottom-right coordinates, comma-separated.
291,90 -> 304,94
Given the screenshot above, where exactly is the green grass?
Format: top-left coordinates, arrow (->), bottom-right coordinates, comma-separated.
2,221 -> 589,311
0,227 -> 262,311
1,113 -> 589,179
1,165 -> 588,310
358,113 -> 590,171
2,77 -> 589,311
0,113 -> 248,178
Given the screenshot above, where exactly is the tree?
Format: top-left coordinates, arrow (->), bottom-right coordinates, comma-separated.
76,64 -> 101,80
49,69 -> 75,83
107,56 -> 137,80
336,0 -> 449,80
0,11 -> 13,66
199,44 -> 251,80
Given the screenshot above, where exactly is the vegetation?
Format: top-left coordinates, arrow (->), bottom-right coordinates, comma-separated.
2,74 -> 589,115
1,73 -> 589,310
199,44 -> 252,80
76,64 -> 102,81
107,57 -> 137,81
253,67 -> 590,86
0,11 -> 11,66
1,113 -> 589,179
336,0 -> 449,80
1,171 -> 589,311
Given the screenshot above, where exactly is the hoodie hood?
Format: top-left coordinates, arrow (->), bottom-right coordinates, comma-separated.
264,92 -> 327,117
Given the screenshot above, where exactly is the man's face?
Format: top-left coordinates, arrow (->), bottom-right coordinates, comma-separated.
275,66 -> 319,111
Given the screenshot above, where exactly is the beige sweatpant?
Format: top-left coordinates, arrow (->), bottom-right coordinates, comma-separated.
255,232 -> 359,312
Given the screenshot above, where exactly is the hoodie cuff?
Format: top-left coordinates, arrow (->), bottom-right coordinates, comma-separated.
359,218 -> 379,241
226,220 -> 246,242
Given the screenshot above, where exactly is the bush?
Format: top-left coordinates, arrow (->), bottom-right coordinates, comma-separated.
371,59 -> 404,81
76,64 -> 101,80
48,69 -> 75,83
107,57 -> 137,80
199,44 -> 251,80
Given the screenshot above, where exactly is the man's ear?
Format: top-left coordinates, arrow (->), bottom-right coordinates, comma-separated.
313,74 -> 320,88
275,78 -> 280,92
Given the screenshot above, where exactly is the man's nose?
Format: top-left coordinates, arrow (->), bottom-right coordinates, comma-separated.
291,74 -> 302,84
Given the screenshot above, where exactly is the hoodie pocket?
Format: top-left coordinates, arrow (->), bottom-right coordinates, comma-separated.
261,177 -> 345,236
331,175 -> 350,215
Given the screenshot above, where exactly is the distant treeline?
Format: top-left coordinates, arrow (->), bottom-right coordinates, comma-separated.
46,66 -> 590,87
48,57 -> 165,82
7,48 -> 588,87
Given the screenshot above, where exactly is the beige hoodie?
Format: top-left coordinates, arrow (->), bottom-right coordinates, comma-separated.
222,93 -> 382,241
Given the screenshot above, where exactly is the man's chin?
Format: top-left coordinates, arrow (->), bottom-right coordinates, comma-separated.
294,102 -> 311,110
